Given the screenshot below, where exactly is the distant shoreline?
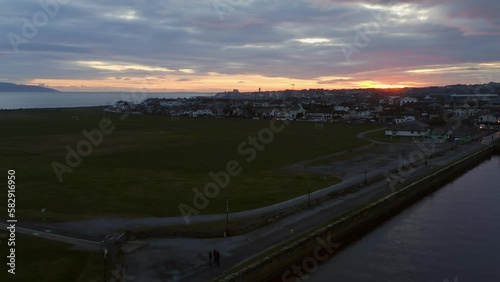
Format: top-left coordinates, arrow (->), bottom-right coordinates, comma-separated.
0,106 -> 105,111
0,92 -> 214,110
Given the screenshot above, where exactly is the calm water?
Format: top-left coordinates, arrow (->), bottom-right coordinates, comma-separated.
309,156 -> 500,282
0,92 -> 214,109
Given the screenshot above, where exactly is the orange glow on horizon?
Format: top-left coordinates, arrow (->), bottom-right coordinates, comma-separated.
26,60 -> 500,92
29,75 -> 422,92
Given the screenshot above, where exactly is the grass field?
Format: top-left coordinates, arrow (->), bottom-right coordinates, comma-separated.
0,232 -> 102,282
0,108 -> 380,220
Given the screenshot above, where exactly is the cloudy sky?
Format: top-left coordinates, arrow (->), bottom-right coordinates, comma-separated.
1,0 -> 500,92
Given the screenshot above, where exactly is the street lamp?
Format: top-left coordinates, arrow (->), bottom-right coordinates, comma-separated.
225,199 -> 233,237
349,126 -> 352,152
225,199 -> 229,237
104,248 -> 108,282
308,182 -> 311,207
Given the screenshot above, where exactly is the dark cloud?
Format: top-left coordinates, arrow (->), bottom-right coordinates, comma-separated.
0,0 -> 498,89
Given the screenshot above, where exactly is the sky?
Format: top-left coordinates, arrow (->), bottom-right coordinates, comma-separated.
1,0 -> 500,92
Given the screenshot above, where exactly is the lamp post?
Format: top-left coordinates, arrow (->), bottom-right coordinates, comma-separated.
225,199 -> 233,237
103,248 -> 108,282
308,182 -> 311,207
225,199 -> 229,237
349,126 -> 352,152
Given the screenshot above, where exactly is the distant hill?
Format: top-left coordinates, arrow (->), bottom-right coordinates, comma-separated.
0,82 -> 59,92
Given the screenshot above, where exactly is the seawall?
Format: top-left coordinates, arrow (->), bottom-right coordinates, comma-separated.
216,145 -> 496,282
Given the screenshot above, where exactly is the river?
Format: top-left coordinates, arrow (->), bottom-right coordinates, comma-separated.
308,155 -> 500,282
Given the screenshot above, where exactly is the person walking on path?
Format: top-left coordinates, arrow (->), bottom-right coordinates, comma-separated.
213,249 -> 218,267
208,250 -> 212,266
213,249 -> 220,266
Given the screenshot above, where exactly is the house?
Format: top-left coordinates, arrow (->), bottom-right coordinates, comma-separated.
332,110 -> 351,121
400,97 -> 417,106
385,121 -> 430,137
334,105 -> 350,112
394,115 -> 416,124
191,109 -> 213,116
387,96 -> 400,105
159,100 -> 182,107
350,109 -> 372,119
306,110 -> 332,121
288,104 -> 306,119
232,108 -> 244,117
431,124 -> 474,144
481,113 -> 500,124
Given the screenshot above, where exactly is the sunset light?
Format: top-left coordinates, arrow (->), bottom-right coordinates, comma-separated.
2,0 -> 499,92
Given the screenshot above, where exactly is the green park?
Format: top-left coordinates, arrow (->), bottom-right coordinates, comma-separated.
0,107 -> 380,221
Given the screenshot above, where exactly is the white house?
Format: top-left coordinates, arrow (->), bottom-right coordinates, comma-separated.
306,112 -> 332,121
334,105 -> 350,112
350,110 -> 372,119
160,101 -> 182,107
387,96 -> 400,105
481,113 -> 500,123
400,97 -> 418,106
453,106 -> 479,117
385,121 -> 430,137
191,109 -> 213,117
288,105 -> 306,119
394,115 -> 416,124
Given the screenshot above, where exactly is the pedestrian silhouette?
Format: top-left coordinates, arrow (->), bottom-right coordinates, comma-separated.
213,249 -> 220,266
209,250 -> 212,266
213,249 -> 217,267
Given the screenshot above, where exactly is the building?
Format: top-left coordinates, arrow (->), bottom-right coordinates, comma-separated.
394,114 -> 416,124
449,94 -> 498,102
385,121 -> 430,137
481,113 -> 500,124
400,97 -> 418,106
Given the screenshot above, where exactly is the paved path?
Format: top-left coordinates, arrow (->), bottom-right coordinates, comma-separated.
356,127 -> 388,144
0,223 -> 101,251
